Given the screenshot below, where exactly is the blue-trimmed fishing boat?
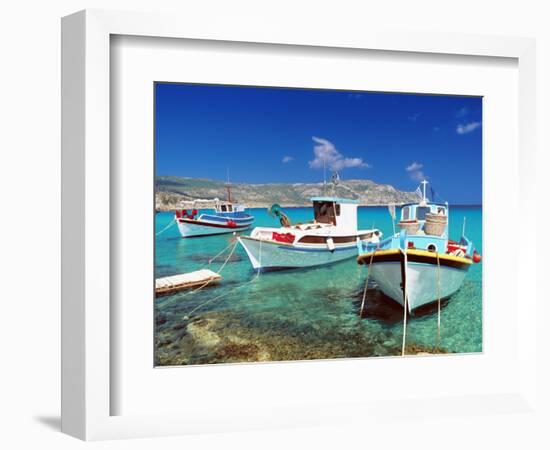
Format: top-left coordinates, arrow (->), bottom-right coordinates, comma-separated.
357,180 -> 481,312
175,184 -> 254,238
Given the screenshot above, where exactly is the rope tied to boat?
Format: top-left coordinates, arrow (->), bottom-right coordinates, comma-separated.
359,246 -> 378,317
156,217 -> 176,236
208,235 -> 237,266
183,271 -> 260,320
183,238 -> 264,320
400,248 -> 409,356
182,239 -> 239,298
158,239 -> 240,307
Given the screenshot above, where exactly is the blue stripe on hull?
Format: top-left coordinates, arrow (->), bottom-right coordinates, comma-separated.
199,214 -> 254,224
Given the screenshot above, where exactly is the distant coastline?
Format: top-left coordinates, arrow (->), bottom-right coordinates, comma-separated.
155,176 -> 422,211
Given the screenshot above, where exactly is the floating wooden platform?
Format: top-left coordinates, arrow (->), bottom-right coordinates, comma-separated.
155,269 -> 221,297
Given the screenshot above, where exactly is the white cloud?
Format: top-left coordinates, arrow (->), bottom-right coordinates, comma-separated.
408,112 -> 421,122
456,121 -> 481,135
406,161 -> 426,182
282,156 -> 294,163
406,162 -> 423,172
308,137 -> 370,171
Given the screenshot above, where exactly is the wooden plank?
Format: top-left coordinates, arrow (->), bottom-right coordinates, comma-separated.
155,269 -> 221,297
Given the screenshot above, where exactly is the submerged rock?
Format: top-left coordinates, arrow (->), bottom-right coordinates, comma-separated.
187,318 -> 221,348
155,310 -> 450,366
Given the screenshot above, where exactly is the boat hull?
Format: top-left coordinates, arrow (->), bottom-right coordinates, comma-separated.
177,218 -> 252,238
238,236 -> 361,270
358,249 -> 471,311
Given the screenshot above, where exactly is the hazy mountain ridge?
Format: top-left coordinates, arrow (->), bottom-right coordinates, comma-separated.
155,176 -> 419,210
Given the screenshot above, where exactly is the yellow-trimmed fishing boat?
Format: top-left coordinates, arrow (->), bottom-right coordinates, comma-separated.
357,181 -> 481,312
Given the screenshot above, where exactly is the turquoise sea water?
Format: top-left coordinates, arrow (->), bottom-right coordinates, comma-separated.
154,206 -> 482,366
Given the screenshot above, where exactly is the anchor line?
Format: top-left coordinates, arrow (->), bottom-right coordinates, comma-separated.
359,246 -> 378,317
401,248 -> 409,356
155,218 -> 175,236
184,238 -> 264,319
208,237 -> 237,266
184,269 -> 260,320
157,240 -> 239,307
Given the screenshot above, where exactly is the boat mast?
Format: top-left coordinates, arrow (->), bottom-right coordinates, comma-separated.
421,179 -> 428,202
226,167 -> 232,203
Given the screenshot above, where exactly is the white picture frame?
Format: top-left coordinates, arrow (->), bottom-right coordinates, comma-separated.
61,9 -> 538,441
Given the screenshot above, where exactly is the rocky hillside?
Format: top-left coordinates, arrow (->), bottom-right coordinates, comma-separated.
155,176 -> 419,211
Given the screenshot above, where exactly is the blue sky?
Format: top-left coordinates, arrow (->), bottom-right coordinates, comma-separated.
155,83 -> 482,204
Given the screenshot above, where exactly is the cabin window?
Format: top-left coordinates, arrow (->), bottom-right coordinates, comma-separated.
220,205 -> 227,212
416,206 -> 430,220
227,205 -> 233,212
402,206 -> 411,221
313,202 -> 340,225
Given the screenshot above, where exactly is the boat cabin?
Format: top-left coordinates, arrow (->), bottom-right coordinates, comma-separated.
311,197 -> 359,232
401,203 -> 447,222
215,202 -> 246,214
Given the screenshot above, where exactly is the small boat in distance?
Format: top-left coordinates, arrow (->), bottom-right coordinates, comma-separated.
356,180 -> 481,312
238,197 -> 382,271
175,183 -> 254,238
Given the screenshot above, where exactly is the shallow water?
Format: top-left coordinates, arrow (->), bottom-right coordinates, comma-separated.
155,206 -> 482,365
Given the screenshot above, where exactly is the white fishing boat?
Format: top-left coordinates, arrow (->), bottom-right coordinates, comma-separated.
357,180 -> 481,312
238,197 -> 382,271
175,183 -> 254,238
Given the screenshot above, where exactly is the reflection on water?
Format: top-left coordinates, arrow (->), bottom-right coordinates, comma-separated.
155,206 -> 482,366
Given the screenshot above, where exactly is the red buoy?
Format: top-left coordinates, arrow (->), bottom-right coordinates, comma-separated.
472,251 -> 482,263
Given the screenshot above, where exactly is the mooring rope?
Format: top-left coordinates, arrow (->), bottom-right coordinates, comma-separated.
401,248 -> 409,356
155,218 -> 175,236
359,247 -> 377,317
182,240 -> 239,297
184,264 -> 261,320
183,238 -> 264,319
158,240 -> 239,306
208,235 -> 237,266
